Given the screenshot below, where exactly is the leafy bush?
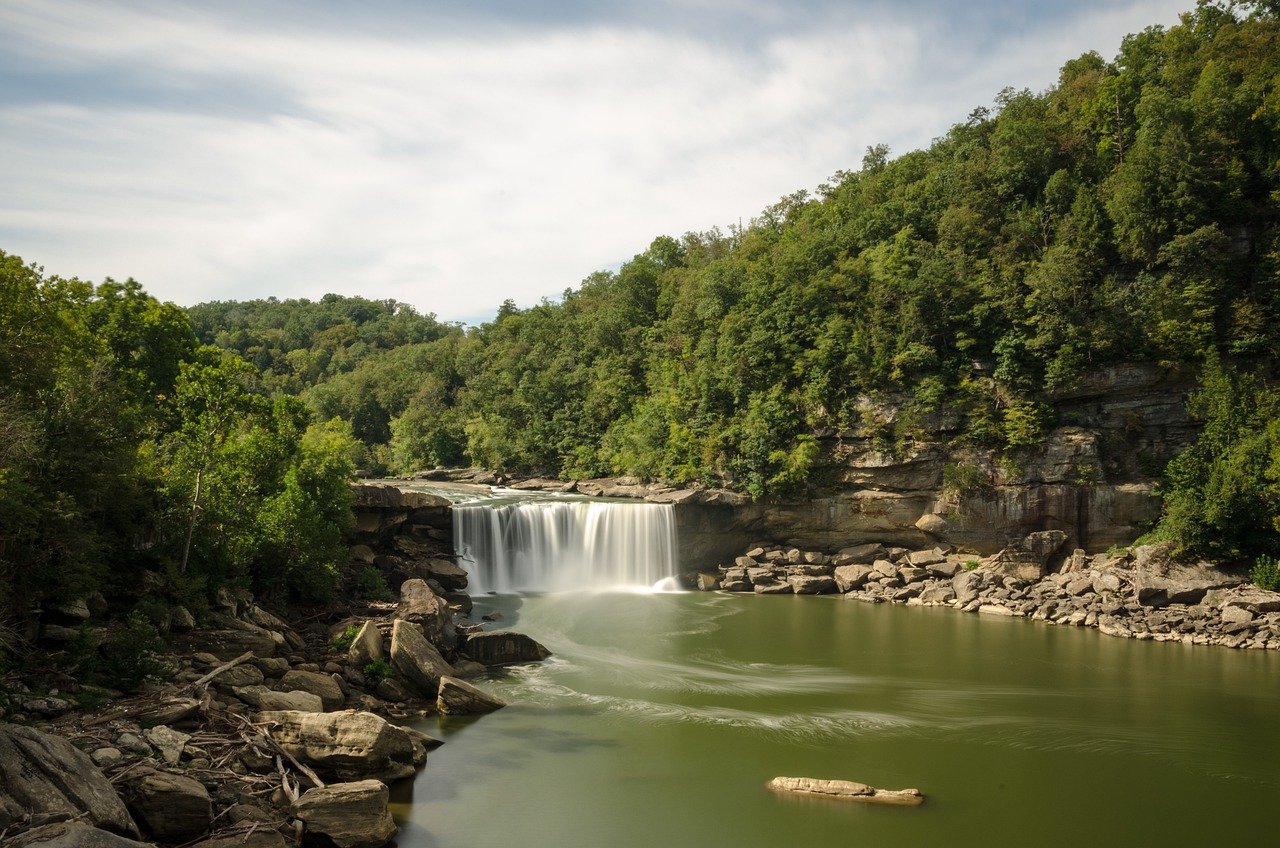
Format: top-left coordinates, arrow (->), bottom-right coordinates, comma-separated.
964,560 -> 981,571
355,566 -> 394,601
363,658 -> 394,684
1251,555 -> 1280,592
98,613 -> 175,692
330,624 -> 361,652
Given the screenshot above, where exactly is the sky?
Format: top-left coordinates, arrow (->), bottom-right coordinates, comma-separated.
0,0 -> 1193,325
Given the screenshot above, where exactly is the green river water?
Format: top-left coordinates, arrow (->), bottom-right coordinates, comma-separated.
392,591 -> 1278,847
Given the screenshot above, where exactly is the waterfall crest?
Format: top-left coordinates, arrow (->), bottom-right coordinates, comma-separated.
453,500 -> 677,593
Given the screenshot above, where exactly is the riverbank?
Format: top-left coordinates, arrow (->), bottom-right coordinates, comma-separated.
0,489 -> 551,848
698,535 -> 1280,651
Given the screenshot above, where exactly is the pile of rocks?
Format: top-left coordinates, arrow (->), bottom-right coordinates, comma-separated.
2,564 -> 550,848
698,537 -> 1280,651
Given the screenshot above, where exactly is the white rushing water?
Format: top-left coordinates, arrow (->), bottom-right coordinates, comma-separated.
452,499 -> 678,593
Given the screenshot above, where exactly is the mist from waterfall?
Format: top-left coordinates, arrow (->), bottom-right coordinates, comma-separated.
453,499 -> 677,593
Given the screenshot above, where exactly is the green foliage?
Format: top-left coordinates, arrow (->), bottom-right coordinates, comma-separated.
942,463 -> 991,498
1251,554 -> 1280,590
964,560 -> 981,570
363,658 -> 394,684
331,624 -> 361,652
1154,353 -> 1280,561
98,613 -> 175,692
355,566 -> 394,601
192,6 -> 1280,499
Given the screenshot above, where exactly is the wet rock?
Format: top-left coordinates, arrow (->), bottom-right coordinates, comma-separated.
254,710 -> 420,783
463,631 -> 552,666
696,572 -> 721,591
436,676 -> 507,715
123,771 -> 212,842
0,725 -> 138,834
281,670 -> 345,711
390,619 -> 455,696
293,780 -> 397,848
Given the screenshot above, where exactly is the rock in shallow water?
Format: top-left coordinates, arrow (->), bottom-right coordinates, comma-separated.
766,776 -> 924,806
292,780 -> 396,848
436,676 -> 507,715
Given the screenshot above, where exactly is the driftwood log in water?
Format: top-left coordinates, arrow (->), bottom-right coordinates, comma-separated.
766,776 -> 925,806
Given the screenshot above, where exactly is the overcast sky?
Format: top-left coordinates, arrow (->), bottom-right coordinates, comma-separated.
0,0 -> 1192,325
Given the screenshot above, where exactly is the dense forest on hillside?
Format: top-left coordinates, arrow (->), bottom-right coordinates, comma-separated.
4,0 -> 1280,633
189,3 -> 1280,561
0,260 -> 363,631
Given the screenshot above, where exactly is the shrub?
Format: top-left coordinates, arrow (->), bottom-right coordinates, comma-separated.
964,559 -> 981,570
98,613 -> 175,692
330,624 -> 361,652
355,566 -> 394,601
1250,555 -> 1280,592
363,658 -> 394,684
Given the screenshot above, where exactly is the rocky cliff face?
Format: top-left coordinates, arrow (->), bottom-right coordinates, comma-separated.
394,364 -> 1197,566
675,364 -> 1194,561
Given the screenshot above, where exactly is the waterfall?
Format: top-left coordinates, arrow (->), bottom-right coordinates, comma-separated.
453,499 -> 678,593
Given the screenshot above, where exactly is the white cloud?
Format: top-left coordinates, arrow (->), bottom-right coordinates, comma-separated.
0,0 -> 1189,322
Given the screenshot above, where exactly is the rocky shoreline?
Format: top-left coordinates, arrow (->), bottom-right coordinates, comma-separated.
696,535 -> 1280,651
0,484 -> 551,848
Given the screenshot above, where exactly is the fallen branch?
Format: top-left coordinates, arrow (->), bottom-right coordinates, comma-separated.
184,651 -> 257,692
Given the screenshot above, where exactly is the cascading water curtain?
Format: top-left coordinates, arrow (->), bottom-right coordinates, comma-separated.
453,500 -> 677,593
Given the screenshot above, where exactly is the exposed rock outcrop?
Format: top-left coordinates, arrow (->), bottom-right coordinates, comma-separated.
292,780 -> 397,848
0,724 -> 138,836
766,776 -> 924,806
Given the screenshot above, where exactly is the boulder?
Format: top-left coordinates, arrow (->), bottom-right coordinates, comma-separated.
7,822 -> 149,848
695,572 -> 720,591
292,780 -> 396,848
254,710 -> 420,783
834,543 -> 888,565
918,585 -> 957,605
1134,553 -> 1242,607
833,565 -> 875,592
788,575 -> 838,594
409,558 -> 469,593
190,832 -> 286,848
905,548 -> 946,568
1207,587 -> 1280,614
0,724 -> 138,836
142,726 -> 189,765
347,620 -> 385,668
766,776 -> 923,806
123,771 -> 212,842
436,676 -> 507,715
463,631 -> 552,666
134,697 -> 201,726
169,606 -> 196,632
929,559 -> 964,579
280,670 -> 345,711
395,578 -> 452,646
171,629 -> 276,660
987,531 -> 1068,582
390,619 -> 455,696
233,686 -> 325,713
951,569 -> 988,605
754,582 -> 794,595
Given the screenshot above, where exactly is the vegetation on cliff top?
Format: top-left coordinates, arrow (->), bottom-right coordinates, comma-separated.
194,3 -> 1280,510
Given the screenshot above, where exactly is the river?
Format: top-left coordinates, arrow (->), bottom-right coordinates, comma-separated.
392,588 -> 1279,847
